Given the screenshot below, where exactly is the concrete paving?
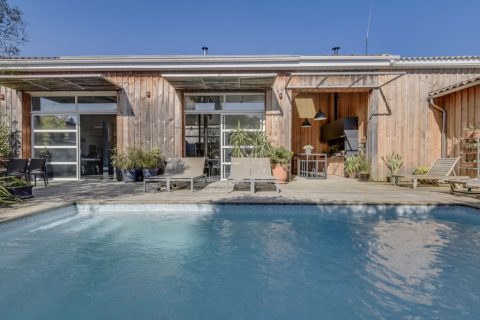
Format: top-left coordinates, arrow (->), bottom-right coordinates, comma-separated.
2,176 -> 480,222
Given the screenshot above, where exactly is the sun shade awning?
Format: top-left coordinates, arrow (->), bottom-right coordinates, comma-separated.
0,74 -> 121,91
162,73 -> 277,90
285,72 -> 405,92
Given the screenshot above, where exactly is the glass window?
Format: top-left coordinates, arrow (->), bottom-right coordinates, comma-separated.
33,115 -> 77,130
224,94 -> 264,111
34,132 -> 77,146
47,164 -> 77,179
32,97 -> 76,112
223,114 -> 263,130
33,148 -> 77,162
185,95 -> 222,111
78,96 -> 117,112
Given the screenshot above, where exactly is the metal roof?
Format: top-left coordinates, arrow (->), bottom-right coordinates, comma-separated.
162,73 -> 277,90
429,76 -> 480,99
0,74 -> 121,91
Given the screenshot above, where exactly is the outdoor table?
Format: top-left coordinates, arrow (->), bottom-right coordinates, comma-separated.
297,153 -> 327,179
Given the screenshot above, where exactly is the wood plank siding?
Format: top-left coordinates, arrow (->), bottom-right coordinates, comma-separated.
104,72 -> 183,157
435,83 -> 480,177
374,68 -> 480,179
2,68 -> 480,181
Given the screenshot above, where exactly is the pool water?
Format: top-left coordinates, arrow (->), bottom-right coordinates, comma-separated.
1,205 -> 480,320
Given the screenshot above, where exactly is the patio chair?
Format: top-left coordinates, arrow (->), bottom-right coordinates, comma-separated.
394,157 -> 469,189
0,158 -> 29,180
28,158 -> 48,187
250,158 -> 279,193
144,157 -> 206,192
227,157 -> 252,193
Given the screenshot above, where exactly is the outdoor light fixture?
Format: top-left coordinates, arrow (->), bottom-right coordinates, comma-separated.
146,91 -> 151,98
0,94 -> 4,101
301,119 -> 311,128
313,109 -> 327,121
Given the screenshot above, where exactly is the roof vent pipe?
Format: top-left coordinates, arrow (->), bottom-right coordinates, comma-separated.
202,47 -> 208,56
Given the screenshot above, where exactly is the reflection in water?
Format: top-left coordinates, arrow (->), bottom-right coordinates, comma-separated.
366,220 -> 452,305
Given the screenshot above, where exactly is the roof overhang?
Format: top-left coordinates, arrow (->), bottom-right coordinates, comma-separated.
162,73 -> 277,90
0,55 -> 400,72
0,74 -> 121,91
429,76 -> 480,99
285,71 -> 405,93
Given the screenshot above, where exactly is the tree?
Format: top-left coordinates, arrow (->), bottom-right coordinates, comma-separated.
0,0 -> 27,57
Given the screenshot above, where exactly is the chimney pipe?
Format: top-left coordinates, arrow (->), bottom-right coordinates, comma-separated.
202,47 -> 208,56
332,46 -> 340,55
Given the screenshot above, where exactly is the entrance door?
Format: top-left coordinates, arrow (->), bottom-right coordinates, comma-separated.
79,115 -> 116,179
185,114 -> 221,178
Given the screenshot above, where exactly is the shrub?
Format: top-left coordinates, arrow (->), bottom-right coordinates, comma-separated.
381,152 -> 403,176
269,146 -> 294,165
0,118 -> 21,160
139,148 -> 163,169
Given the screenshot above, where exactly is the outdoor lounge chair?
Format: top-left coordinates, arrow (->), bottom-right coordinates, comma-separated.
250,158 -> 279,193
393,157 -> 469,189
227,157 -> 253,193
227,157 -> 279,194
144,157 -> 206,192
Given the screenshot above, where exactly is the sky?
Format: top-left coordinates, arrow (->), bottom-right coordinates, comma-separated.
9,0 -> 480,57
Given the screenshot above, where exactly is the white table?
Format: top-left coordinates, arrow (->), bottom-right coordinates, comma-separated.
297,153 -> 328,179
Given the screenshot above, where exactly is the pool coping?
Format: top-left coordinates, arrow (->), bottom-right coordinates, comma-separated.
2,199 -> 480,225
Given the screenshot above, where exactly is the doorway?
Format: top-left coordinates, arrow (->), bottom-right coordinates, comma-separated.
79,115 -> 116,179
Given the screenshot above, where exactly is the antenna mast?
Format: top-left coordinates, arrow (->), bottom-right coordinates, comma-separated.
365,2 -> 374,55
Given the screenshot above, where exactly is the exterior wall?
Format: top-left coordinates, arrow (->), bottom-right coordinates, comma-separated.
266,75 -> 291,149
0,86 -> 24,156
104,72 -> 183,158
435,84 -> 480,177
373,68 -> 480,180
2,67 -> 480,181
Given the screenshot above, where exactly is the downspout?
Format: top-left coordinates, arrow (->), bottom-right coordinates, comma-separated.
428,97 -> 446,158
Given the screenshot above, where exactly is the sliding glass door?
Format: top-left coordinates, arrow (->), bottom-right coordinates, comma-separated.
184,93 -> 265,180
32,114 -> 79,179
31,94 -> 117,180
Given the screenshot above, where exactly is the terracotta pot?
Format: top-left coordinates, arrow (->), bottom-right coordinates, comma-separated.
272,164 -> 289,184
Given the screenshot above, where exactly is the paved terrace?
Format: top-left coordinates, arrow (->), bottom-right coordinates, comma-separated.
2,176 -> 480,222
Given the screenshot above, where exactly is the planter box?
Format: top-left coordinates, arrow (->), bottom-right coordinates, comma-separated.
7,185 -> 33,199
358,172 -> 370,182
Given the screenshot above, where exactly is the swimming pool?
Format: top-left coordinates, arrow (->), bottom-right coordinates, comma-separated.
0,204 -> 479,319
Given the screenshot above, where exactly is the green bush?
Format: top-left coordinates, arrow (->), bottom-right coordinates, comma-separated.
139,148 -> 163,169
0,177 -> 32,188
0,118 -> 21,160
269,146 -> 294,165
412,166 -> 429,175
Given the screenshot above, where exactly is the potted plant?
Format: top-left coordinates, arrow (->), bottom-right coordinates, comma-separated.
0,184 -> 22,207
357,155 -> 370,182
1,177 -> 33,199
140,148 -> 164,178
381,152 -> 404,183
344,155 -> 361,178
303,144 -> 314,155
112,147 -> 142,182
269,146 -> 294,183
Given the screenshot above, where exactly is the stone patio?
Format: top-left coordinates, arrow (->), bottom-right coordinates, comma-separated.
2,175 -> 480,223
